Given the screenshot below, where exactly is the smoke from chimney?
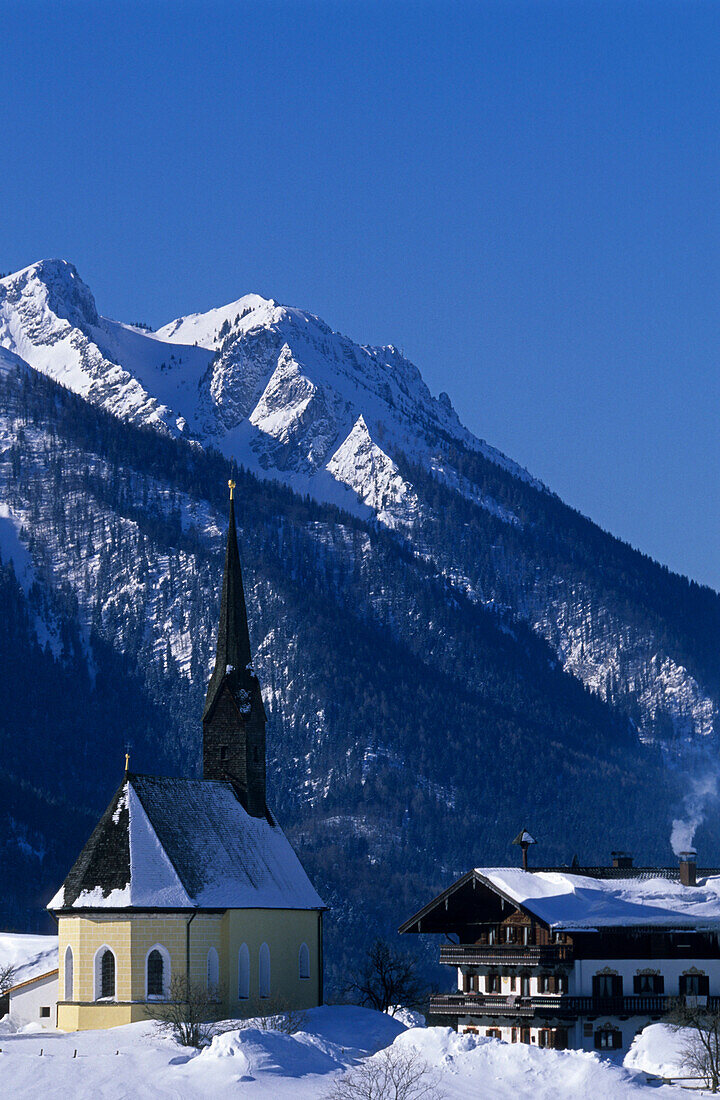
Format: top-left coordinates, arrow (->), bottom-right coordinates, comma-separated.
671,772 -> 718,857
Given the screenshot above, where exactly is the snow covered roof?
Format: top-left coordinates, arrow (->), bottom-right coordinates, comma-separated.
0,933 -> 58,986
475,867 -> 720,930
48,775 -> 324,912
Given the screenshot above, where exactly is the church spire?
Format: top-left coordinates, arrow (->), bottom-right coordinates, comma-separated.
203,481 -> 267,817
203,482 -> 252,717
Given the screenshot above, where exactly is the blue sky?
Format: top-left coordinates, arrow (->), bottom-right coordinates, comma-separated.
4,0 -> 720,587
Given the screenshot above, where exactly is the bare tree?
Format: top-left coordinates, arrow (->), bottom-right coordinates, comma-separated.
238,995 -> 308,1035
344,940 -> 427,1016
325,1046 -> 444,1100
0,964 -> 16,996
666,1001 -> 720,1092
149,975 -> 224,1048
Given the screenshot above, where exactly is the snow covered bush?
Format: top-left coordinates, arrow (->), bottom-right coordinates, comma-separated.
238,995 -> 308,1034
149,975 -> 224,1048
325,1046 -> 444,1100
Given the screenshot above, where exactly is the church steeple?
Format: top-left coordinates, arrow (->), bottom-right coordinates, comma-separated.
203,482 -> 253,718
203,481 -> 267,817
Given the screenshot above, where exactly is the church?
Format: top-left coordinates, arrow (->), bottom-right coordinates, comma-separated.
48,482 -> 325,1031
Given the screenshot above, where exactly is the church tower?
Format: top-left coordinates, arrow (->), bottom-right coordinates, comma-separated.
203,480 -> 267,817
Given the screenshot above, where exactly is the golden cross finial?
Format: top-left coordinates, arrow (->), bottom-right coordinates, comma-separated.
228,478 -> 236,500
124,752 -> 130,774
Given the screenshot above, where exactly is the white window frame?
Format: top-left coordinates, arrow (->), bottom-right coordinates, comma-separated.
93,944 -> 117,1002
64,945 -> 74,1001
207,947 -> 220,991
145,943 -> 171,1001
238,943 -> 250,999
298,942 -> 310,981
259,943 -> 271,998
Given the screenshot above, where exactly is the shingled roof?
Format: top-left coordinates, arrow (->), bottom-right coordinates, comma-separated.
48,774 -> 325,912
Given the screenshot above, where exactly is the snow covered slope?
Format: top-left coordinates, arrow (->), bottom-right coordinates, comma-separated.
0,260 -> 212,436
0,932 -> 57,985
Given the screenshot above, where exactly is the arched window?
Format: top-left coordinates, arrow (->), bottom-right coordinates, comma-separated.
64,946 -> 74,1001
94,946 -> 116,1001
298,942 -> 310,980
207,947 -> 219,990
259,943 -> 270,998
238,943 -> 250,999
146,945 -> 170,999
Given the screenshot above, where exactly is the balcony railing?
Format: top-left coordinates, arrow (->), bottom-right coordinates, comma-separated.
429,993 -> 720,1018
439,944 -> 574,968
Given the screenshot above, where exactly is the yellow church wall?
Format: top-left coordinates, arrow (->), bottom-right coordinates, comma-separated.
187,913 -> 225,990
58,914 -> 133,1003
56,908 -> 322,1030
225,909 -> 322,1011
128,915 -> 188,1001
57,913 -> 191,1030
57,1002 -> 146,1031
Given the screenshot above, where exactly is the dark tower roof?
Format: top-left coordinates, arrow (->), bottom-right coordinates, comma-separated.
203,491 -> 254,720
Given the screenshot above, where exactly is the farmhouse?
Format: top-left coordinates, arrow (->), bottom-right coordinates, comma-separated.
47,482 -> 325,1031
3,969 -> 58,1031
400,842 -> 720,1052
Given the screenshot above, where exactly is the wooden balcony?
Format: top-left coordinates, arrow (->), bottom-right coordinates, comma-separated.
439,944 -> 574,968
429,992 -> 720,1019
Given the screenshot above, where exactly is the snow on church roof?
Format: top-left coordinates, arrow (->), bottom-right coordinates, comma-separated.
476,867 -> 720,930
48,775 -> 325,912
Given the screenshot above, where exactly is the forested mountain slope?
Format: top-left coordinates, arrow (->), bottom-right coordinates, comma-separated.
1,259 -> 717,755
0,361 -> 690,989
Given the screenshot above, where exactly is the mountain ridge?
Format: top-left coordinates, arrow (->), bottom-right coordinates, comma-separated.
1,259 -> 718,756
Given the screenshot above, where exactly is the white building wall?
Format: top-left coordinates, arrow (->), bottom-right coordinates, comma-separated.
573,957 -> 720,996
9,973 -> 58,1030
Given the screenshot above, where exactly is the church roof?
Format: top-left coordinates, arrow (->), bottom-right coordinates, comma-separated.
48,774 -> 325,912
203,495 -> 259,722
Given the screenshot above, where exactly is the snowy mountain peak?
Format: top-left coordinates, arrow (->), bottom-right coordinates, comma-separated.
156,293 -> 285,350
0,259 -> 539,511
0,258 -> 100,329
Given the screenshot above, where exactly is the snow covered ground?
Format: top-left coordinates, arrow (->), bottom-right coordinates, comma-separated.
0,1006 -> 694,1099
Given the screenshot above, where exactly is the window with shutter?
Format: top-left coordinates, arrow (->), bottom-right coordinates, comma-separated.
595,1029 -> 622,1050
681,974 -> 707,996
593,973 -> 622,999
634,974 -> 664,994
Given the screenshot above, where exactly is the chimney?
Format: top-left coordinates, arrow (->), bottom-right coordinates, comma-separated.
611,851 -> 633,869
512,829 -> 537,871
679,850 -> 697,887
